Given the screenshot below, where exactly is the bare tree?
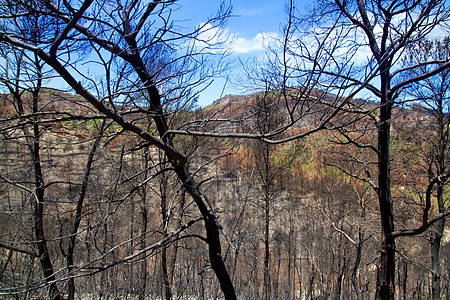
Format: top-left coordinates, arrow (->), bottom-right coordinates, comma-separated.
0,37 -> 65,298
0,0 -> 238,298
401,37 -> 450,300
3,1 -> 450,300
247,92 -> 287,300
290,1 -> 450,298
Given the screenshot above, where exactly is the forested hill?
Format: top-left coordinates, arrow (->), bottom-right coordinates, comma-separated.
204,88 -> 432,136
3,1 -> 450,298
0,86 -> 448,299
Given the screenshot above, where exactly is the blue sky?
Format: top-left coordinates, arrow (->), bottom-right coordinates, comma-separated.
177,0 -> 304,106
47,1 -> 307,107
183,0 -> 450,107
181,1 -> 287,47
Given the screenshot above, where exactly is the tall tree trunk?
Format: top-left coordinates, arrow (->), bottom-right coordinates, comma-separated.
32,127 -> 63,300
161,245 -> 171,300
263,189 -> 271,300
174,166 -> 236,300
14,53 -> 63,300
34,170 -> 63,299
169,191 -> 185,297
29,80 -> 63,300
431,185 -> 445,300
160,180 -> 172,300
137,197 -> 148,299
67,132 -> 102,300
144,81 -> 236,299
429,89 -> 447,300
287,217 -> 294,300
376,69 -> 395,300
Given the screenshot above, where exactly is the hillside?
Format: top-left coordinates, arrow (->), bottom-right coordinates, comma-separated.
0,88 -> 449,299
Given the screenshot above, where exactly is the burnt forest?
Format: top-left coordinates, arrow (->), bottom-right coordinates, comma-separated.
1,1 -> 450,299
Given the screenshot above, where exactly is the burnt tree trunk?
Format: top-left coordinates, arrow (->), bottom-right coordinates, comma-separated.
430,185 -> 445,300
375,65 -> 396,300
174,166 -> 237,300
31,97 -> 63,300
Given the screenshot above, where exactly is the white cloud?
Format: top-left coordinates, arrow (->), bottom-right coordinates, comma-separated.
231,32 -> 280,54
195,22 -> 280,55
194,22 -> 232,52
